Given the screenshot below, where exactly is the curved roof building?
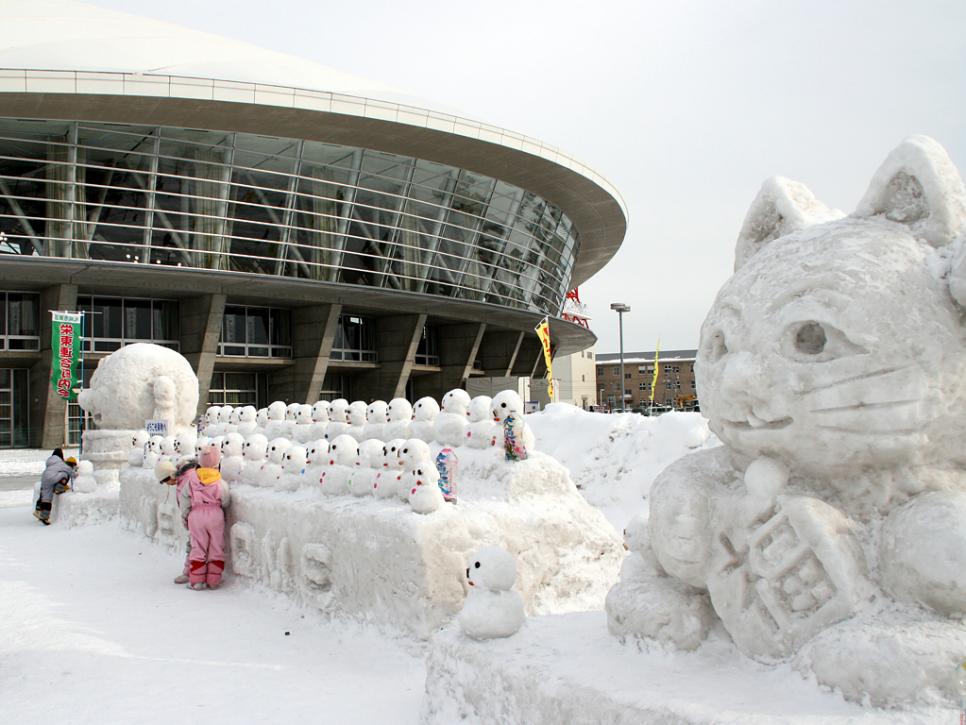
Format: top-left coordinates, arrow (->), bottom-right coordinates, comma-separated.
0,0 -> 626,447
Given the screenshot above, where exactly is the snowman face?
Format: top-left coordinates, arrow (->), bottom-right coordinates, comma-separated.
465,546 -> 517,591
491,391 -> 524,423
268,438 -> 291,463
244,435 -> 268,460
367,401 -> 388,424
311,401 -> 330,423
219,406 -> 234,424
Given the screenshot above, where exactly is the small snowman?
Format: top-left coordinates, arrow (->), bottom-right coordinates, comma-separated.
349,439 -> 383,496
173,430 -> 198,464
491,390 -> 535,461
385,398 -> 413,440
219,433 -> 246,484
319,434 -> 358,495
283,403 -> 300,437
293,403 -> 315,443
397,439 -> 432,501
465,395 -> 498,449
410,397 -> 439,442
73,460 -> 97,493
326,398 -> 350,438
372,438 -> 405,499
362,400 -> 388,441
226,406 -> 241,434
255,407 -> 269,434
276,445 -> 307,492
159,436 -> 178,466
302,438 -> 329,489
220,405 -> 237,435
346,401 -> 367,440
408,464 -> 444,514
263,401 -> 289,440
240,433 -> 268,486
258,437 -> 292,487
458,546 -> 526,640
128,430 -> 150,467
434,389 -> 471,446
236,405 -> 259,437
202,406 -> 221,437
309,401 -> 330,440
435,448 -> 458,503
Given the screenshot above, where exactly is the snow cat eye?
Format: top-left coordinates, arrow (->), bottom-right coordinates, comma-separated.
785,320 -> 867,362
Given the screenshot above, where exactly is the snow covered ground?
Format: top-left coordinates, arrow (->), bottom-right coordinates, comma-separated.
0,504 -> 424,724
1,409 -> 954,723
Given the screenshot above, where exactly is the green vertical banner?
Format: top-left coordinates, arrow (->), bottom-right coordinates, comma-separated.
50,311 -> 83,402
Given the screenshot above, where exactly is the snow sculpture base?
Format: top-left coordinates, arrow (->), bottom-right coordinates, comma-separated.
57,485 -> 120,527
81,429 -> 133,487
421,613 -> 956,724
118,449 -> 622,638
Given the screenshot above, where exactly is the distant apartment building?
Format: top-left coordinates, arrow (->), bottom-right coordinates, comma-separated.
596,349 -> 699,412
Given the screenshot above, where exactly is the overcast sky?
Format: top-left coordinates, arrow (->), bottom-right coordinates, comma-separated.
86,0 -> 966,353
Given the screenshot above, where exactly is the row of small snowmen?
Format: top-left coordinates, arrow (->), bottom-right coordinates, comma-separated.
197,389 -> 533,452
127,390 -> 532,516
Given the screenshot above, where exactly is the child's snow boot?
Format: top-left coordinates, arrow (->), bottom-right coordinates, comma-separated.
173,574 -> 189,584
187,582 -> 207,591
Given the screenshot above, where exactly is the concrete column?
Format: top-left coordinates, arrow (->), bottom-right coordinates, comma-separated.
413,322 -> 485,399
179,293 -> 226,415
354,313 -> 426,402
510,336 -> 542,378
267,303 -> 341,403
31,284 -> 78,448
479,330 -> 524,377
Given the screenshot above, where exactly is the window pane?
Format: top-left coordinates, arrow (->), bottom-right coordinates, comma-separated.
221,307 -> 246,344
153,300 -> 179,341
124,299 -> 152,339
247,308 -> 269,345
270,309 -> 290,347
93,298 -> 122,338
7,293 -> 38,336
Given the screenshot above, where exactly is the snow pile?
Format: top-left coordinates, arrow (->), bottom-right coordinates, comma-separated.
421,613 -> 954,724
0,448 -> 78,477
528,404 -> 718,528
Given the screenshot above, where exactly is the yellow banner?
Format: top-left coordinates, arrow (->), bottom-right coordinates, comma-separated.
649,341 -> 660,403
534,317 -> 554,401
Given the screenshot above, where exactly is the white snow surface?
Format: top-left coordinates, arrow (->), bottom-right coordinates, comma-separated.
0,506 -> 424,724
528,404 -> 718,529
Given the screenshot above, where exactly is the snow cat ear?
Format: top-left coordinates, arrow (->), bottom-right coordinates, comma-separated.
734,176 -> 844,271
854,135 -> 966,246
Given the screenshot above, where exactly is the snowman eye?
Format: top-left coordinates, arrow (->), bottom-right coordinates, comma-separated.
403,448 -> 408,454
501,402 -> 506,408
474,561 -> 480,569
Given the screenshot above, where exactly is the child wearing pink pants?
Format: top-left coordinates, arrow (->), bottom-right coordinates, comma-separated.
178,445 -> 230,590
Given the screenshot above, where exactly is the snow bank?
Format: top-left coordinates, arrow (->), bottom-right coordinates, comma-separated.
421,613 -> 953,724
118,448 -> 622,638
527,404 -> 718,529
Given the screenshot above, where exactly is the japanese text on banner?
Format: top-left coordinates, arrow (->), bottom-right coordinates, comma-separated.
50,311 -> 83,402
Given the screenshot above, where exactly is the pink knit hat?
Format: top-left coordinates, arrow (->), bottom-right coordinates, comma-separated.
199,444 -> 222,469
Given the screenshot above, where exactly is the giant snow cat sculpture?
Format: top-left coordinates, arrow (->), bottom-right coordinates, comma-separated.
78,343 -> 199,486
606,136 -> 966,707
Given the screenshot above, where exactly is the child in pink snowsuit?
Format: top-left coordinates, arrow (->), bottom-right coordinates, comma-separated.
178,445 -> 230,590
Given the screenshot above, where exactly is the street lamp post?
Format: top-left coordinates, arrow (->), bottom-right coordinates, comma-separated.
610,303 -> 631,412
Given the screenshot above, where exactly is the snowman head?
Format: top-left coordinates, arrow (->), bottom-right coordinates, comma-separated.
238,406 -> 257,424
311,400 -> 330,423
285,403 -> 300,422
306,438 -> 328,465
399,438 -> 431,469
244,434 -> 268,461
218,405 -> 234,425
441,388 -> 471,415
359,439 -> 384,469
256,408 -> 268,427
228,407 -> 241,426
174,430 -> 197,456
465,546 -> 517,592
205,406 -> 222,426
329,399 -> 350,423
267,401 -> 286,422
267,437 -> 292,464
383,439 -> 405,468
131,430 -> 150,450
221,432 -> 244,458
490,390 -> 524,424
328,434 -> 359,466
412,464 -> 440,489
468,396 -> 492,423
413,397 -> 440,421
366,400 -> 388,424
386,397 -> 413,423
296,404 -> 313,425
283,446 -> 307,473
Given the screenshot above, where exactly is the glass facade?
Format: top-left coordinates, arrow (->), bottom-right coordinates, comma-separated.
219,305 -> 292,358
0,119 -> 580,316
0,291 -> 40,350
208,371 -> 268,408
76,295 -> 179,353
330,314 -> 377,362
0,368 -> 30,448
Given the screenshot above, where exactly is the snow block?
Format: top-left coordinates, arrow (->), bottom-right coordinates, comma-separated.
422,613 -> 956,724
118,448 -> 621,638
